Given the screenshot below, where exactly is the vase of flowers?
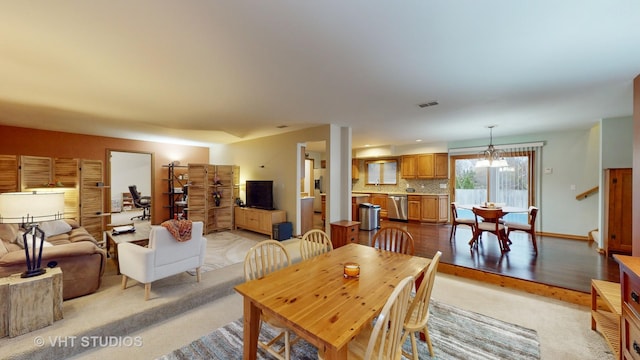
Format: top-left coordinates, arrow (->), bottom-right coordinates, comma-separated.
213,191 -> 221,206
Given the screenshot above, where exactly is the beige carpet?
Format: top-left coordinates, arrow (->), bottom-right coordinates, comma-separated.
0,228 -> 613,360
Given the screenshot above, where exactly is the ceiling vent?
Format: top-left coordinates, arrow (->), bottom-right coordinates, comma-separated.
418,101 -> 439,108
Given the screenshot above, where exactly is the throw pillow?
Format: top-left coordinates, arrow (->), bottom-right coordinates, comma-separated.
0,223 -> 19,243
64,218 -> 80,229
38,220 -> 72,238
0,239 -> 7,257
15,231 -> 53,250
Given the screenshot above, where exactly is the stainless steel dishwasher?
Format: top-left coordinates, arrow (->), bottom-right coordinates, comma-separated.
387,194 -> 408,221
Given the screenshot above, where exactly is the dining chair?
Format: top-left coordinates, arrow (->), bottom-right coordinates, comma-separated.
449,203 -> 476,242
299,229 -> 333,260
372,227 -> 415,255
401,251 -> 441,359
505,206 -> 539,253
318,275 -> 415,360
471,207 -> 509,252
243,240 -> 297,360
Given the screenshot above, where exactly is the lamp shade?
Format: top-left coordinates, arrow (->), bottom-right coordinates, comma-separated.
0,192 -> 65,224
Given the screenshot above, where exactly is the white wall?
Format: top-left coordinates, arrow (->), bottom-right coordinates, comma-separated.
599,116 -> 633,247
217,125 -> 351,236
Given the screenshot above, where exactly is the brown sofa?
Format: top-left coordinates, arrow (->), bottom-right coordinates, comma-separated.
0,219 -> 106,300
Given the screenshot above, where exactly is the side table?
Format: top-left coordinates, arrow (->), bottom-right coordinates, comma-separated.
0,267 -> 63,338
330,220 -> 361,248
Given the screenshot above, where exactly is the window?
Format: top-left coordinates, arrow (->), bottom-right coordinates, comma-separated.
366,159 -> 397,185
451,151 -> 534,223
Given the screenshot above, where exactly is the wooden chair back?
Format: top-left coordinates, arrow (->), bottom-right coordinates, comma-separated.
372,227 -> 415,255
402,251 -> 441,359
472,207 -> 505,231
244,240 -> 291,281
528,206 -> 539,226
407,251 -> 441,327
365,275 -> 415,360
300,229 -> 333,260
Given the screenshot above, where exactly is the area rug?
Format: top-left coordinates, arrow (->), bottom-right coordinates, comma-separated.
187,231 -> 260,275
157,300 -> 540,360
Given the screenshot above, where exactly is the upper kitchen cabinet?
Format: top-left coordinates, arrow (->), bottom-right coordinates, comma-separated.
401,155 -> 417,178
352,159 -> 359,180
401,153 -> 449,179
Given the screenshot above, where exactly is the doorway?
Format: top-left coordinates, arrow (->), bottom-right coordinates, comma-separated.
107,150 -> 152,219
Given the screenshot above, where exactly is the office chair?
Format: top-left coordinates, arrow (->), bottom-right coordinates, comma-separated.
128,185 -> 151,220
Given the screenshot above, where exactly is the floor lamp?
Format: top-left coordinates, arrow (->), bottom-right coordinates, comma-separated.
0,191 -> 65,278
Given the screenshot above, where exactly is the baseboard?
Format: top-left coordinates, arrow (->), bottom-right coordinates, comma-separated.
538,231 -> 590,241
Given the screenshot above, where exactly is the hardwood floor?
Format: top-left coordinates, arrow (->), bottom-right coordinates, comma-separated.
316,214 -> 621,305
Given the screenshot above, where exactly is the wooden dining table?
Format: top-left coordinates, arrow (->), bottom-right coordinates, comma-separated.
234,242 -> 431,360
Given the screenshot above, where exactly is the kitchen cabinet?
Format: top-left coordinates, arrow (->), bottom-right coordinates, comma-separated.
352,159 -> 359,180
401,153 -> 448,179
401,155 -> 417,178
301,197 -> 314,235
604,168 -> 632,255
370,193 -> 388,219
352,194 -> 369,221
420,195 -> 449,223
407,195 -> 421,221
322,194 -> 371,223
321,194 -> 326,224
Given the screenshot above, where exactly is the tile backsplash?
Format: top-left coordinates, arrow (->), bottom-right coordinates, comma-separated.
352,178 -> 449,194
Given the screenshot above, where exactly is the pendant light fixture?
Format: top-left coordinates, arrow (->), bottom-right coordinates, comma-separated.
476,125 -> 508,168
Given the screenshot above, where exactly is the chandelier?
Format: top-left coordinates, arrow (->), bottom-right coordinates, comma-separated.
476,126 -> 508,168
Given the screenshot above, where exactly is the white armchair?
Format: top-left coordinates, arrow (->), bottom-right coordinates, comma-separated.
119,221 -> 206,300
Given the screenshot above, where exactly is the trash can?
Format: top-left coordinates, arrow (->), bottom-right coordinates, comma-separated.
359,203 -> 381,231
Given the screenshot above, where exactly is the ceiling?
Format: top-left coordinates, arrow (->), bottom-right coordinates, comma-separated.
0,1 -> 639,149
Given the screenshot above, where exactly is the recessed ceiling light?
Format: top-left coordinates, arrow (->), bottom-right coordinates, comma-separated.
364,144 -> 371,147
416,139 -> 422,142
418,101 -> 439,108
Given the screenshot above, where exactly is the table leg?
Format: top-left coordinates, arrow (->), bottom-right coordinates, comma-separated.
243,297 -> 261,360
322,345 -> 348,360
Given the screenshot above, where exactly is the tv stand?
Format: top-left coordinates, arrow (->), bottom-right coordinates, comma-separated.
234,207 -> 286,239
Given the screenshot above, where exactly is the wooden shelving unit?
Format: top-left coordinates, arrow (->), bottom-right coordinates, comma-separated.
187,164 -> 236,234
121,192 -> 133,211
590,279 -> 621,359
163,163 -> 188,220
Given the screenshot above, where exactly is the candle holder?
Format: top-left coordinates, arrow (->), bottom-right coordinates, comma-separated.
343,263 -> 360,279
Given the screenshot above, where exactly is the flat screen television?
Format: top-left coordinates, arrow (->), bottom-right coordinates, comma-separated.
245,180 -> 274,210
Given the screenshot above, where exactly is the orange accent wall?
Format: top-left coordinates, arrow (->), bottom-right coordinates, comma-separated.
0,125 -> 209,224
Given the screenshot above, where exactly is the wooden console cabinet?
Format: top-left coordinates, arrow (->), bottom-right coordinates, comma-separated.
330,220 -> 360,248
615,255 -> 640,360
591,279 -> 621,359
234,207 -> 286,239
